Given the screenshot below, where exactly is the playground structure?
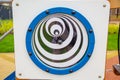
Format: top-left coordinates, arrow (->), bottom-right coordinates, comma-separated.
0,0 -> 120,80
12,0 -> 110,80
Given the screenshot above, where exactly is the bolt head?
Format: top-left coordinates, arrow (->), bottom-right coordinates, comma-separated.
46,10 -> 49,14
71,11 -> 76,15
88,54 -> 91,57
28,28 -> 32,32
98,76 -> 102,78
45,69 -> 49,72
28,52 -> 32,56
69,70 -> 73,73
16,3 -> 19,6
103,4 -> 106,7
18,73 -> 22,76
89,29 -> 93,33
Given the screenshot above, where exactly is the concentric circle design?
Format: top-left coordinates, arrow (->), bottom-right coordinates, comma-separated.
33,14 -> 87,68
26,7 -> 95,75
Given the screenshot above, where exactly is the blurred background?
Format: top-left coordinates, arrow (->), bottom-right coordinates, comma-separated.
0,0 -> 120,80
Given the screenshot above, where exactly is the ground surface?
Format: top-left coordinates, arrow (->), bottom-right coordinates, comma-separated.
105,51 -> 120,80
0,51 -> 120,80
0,53 -> 15,80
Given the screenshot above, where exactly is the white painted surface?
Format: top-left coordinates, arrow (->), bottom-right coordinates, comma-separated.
13,0 -> 110,80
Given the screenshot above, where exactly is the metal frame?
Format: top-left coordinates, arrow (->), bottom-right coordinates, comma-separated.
26,7 -> 95,75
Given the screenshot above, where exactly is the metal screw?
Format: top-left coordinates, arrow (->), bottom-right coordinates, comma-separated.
28,52 -> 32,56
69,70 -> 73,73
71,11 -> 76,15
28,28 -> 32,32
88,54 -> 91,57
98,76 -> 102,78
89,29 -> 93,33
46,10 -> 49,14
45,69 -> 49,72
103,4 -> 106,7
16,3 -> 19,6
18,73 -> 22,76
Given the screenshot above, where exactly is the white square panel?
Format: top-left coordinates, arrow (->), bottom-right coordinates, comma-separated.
12,0 -> 110,80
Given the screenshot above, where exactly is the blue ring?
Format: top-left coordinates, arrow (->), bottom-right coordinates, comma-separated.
26,7 -> 95,75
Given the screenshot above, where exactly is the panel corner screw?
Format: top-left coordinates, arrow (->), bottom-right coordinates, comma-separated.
98,76 -> 102,78
18,73 -> 22,76
16,3 -> 19,6
103,4 -> 106,7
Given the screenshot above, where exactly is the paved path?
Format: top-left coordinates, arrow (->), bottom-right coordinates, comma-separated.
105,51 -> 120,80
0,51 -> 120,80
0,53 -> 15,80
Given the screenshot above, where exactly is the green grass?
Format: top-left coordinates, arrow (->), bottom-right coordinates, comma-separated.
108,23 -> 119,34
0,34 -> 14,53
107,33 -> 118,50
107,23 -> 119,50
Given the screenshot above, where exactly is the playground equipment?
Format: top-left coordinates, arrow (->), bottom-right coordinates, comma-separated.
12,0 -> 110,80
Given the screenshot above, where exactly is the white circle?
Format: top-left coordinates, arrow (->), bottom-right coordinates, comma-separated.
40,17 -> 74,49
46,17 -> 65,37
50,24 -> 62,37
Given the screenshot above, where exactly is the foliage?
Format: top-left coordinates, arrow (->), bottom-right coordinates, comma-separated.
108,23 -> 119,34
107,33 -> 118,50
0,19 -> 13,34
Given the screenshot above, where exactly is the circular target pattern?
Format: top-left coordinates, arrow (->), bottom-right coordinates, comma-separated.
26,7 -> 95,75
